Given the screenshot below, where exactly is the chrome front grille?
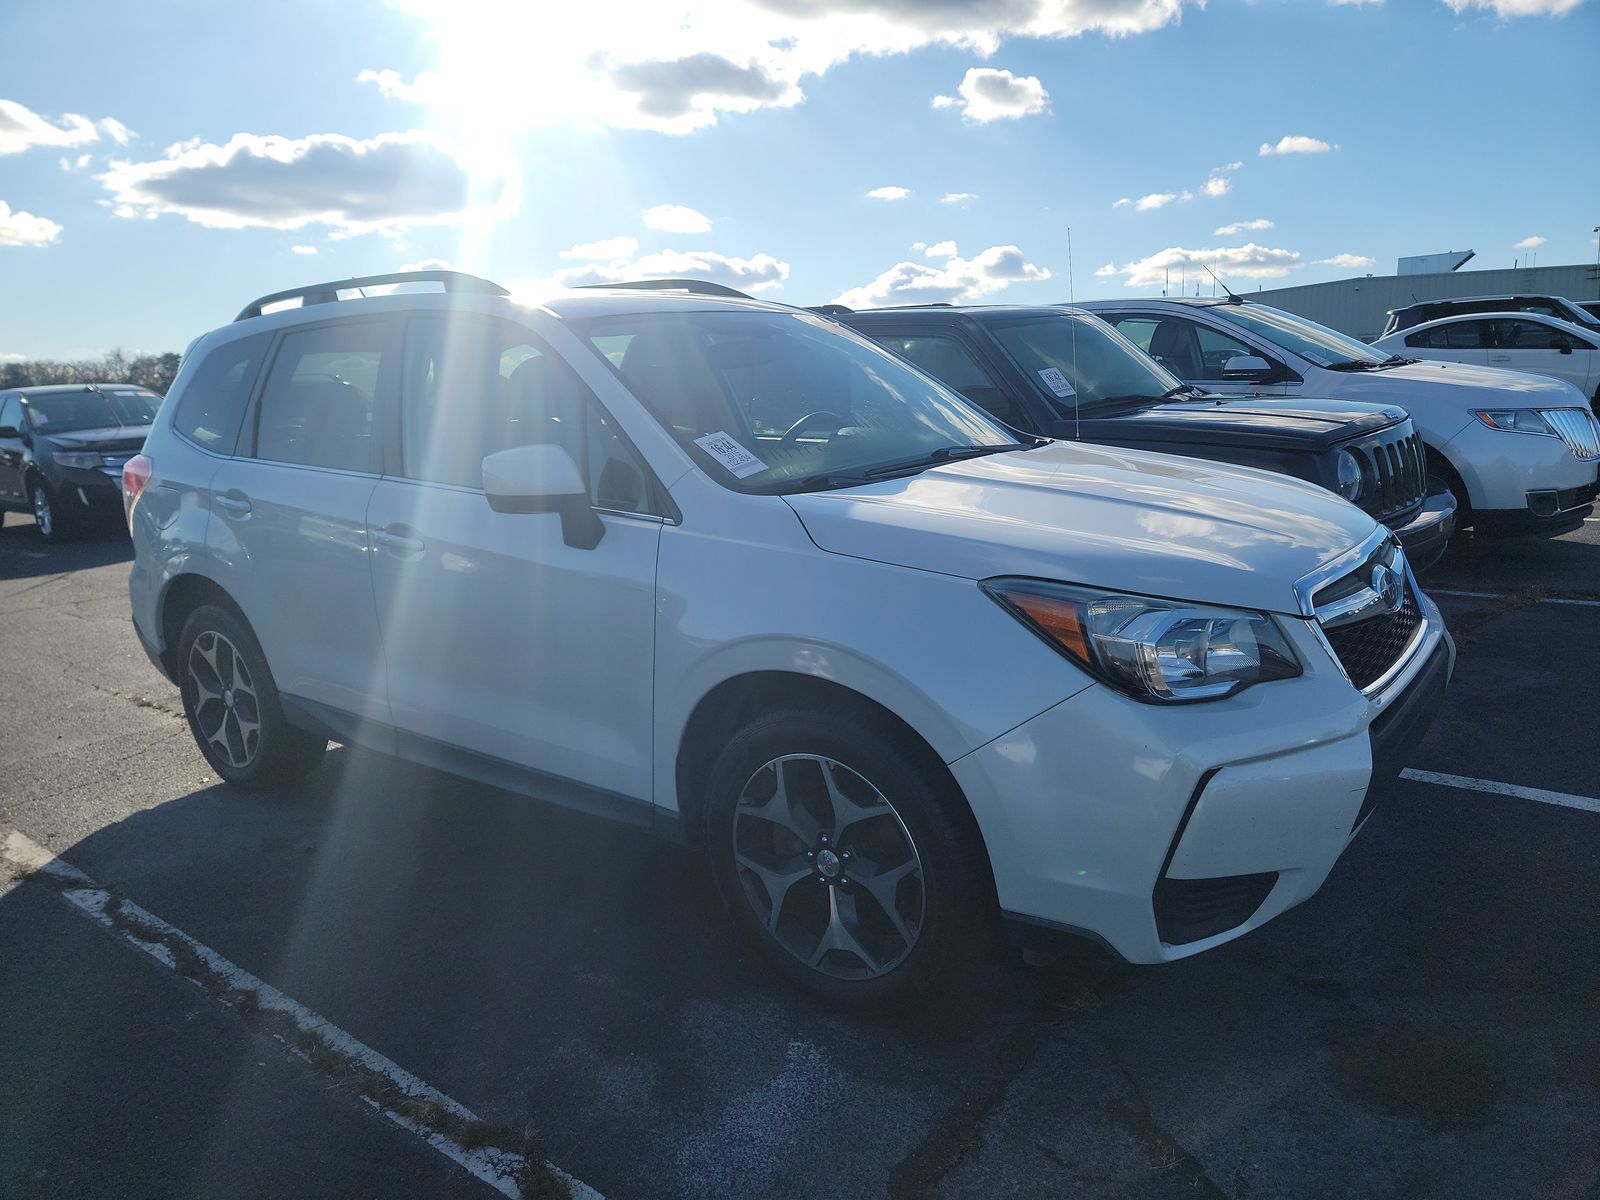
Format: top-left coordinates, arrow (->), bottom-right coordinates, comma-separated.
1302,536 -> 1428,694
1542,408 -> 1600,460
1347,429 -> 1427,521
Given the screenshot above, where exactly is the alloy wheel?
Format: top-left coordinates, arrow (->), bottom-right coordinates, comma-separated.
732,753 -> 925,980
32,486 -> 52,538
187,629 -> 262,769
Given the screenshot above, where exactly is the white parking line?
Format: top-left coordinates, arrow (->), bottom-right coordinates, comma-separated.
0,830 -> 600,1200
1429,588 -> 1600,608
1399,770 -> 1600,815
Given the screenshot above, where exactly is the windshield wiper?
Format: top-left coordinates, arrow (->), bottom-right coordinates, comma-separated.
1324,359 -> 1385,372
1161,384 -> 1206,399
861,443 -> 1025,479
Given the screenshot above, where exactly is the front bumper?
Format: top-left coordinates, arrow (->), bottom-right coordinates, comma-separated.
1388,489 -> 1456,572
950,594 -> 1451,964
1473,480 -> 1597,539
51,467 -> 124,516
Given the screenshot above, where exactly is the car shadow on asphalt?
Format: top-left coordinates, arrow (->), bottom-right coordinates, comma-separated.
0,522 -> 132,582
1420,525 -> 1600,596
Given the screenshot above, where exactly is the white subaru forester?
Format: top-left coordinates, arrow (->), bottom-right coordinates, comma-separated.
126,271 -> 1452,1007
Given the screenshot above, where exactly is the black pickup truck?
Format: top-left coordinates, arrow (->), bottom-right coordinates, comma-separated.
825,304 -> 1456,570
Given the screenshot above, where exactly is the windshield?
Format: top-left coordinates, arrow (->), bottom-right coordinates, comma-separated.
23,389 -> 161,434
572,309 -> 1020,492
1213,304 -> 1389,368
987,313 -> 1186,417
1553,299 -> 1600,330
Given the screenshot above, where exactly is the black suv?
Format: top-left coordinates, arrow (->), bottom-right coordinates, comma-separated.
828,304 -> 1456,570
1381,295 -> 1600,339
0,384 -> 161,541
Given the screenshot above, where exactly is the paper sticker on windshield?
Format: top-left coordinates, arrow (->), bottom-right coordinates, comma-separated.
30,412 -> 47,426
1038,367 -> 1076,398
694,431 -> 768,479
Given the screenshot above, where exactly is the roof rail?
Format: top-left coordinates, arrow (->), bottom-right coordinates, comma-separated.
573,277 -> 754,300
807,304 -> 853,316
234,270 -> 509,322
879,302 -> 954,310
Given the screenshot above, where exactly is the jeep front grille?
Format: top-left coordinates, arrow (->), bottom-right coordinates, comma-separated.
1347,429 -> 1427,522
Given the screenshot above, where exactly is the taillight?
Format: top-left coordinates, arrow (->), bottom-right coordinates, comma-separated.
122,454 -> 152,531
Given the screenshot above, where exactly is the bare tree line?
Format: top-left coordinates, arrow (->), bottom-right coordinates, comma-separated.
1,349 -> 181,395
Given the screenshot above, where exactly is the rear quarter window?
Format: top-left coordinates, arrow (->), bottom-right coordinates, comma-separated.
171,333 -> 271,454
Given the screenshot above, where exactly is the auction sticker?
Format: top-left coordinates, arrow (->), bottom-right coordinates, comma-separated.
694,431 -> 768,478
1037,367 -> 1076,397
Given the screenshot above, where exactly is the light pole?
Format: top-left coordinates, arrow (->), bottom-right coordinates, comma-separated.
1593,226 -> 1599,299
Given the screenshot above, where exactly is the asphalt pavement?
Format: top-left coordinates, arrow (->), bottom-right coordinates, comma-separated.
1,511 -> 1597,1200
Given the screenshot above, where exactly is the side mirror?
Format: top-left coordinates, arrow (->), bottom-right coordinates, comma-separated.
482,444 -> 604,550
1558,340 -> 1574,355
0,425 -> 19,439
1222,354 -> 1275,383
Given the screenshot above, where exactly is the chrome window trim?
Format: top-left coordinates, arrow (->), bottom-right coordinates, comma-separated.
1291,525 -> 1390,618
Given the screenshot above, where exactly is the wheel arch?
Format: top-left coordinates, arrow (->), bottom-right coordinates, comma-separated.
157,573 -> 250,678
673,670 -> 999,911
1423,442 -> 1473,525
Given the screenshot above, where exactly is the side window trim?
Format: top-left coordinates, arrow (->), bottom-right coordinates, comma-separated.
170,333 -> 273,458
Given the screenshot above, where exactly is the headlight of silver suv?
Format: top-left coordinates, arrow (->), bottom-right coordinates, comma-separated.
982,579 -> 1302,703
1473,409 -> 1557,436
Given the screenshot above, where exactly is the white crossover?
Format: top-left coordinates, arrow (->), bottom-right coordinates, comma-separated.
126,272 -> 1452,1007
1080,297 -> 1600,539
1373,312 -> 1600,406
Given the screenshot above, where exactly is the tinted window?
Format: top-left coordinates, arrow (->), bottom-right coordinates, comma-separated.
1412,321 -> 1486,350
253,323 -> 384,472
880,335 -> 1026,427
172,333 -> 269,453
399,314 -> 655,513
0,396 -> 19,432
1193,322 -> 1259,376
1109,318 -> 1158,353
1493,319 -> 1567,351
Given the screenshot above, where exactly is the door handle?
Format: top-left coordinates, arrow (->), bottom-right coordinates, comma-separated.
214,490 -> 252,516
374,526 -> 425,556
1488,354 -> 1510,363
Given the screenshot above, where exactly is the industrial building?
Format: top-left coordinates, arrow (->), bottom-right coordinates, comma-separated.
1248,255 -> 1600,342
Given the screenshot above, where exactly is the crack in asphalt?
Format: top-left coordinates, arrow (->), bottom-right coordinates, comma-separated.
88,680 -> 185,720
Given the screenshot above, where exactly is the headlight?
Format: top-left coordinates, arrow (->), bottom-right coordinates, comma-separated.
1336,449 -> 1365,502
1473,409 -> 1556,436
982,579 -> 1302,704
51,451 -> 103,469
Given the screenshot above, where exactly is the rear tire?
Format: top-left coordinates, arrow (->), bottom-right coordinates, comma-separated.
704,707 -> 987,1009
176,604 -> 326,789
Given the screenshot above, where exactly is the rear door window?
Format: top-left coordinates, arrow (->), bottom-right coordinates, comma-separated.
172,333 -> 270,454
879,334 -> 1029,429
252,322 -> 386,472
1491,319 -> 1565,351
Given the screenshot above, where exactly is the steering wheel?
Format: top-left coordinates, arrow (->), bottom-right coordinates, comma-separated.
779,410 -> 848,445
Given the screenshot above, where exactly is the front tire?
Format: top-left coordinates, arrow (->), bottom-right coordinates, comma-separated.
177,604 -> 326,789
704,708 -> 986,1009
29,477 -> 71,543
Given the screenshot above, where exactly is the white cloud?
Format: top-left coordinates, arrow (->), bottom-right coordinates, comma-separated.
931,67 -> 1049,122
1100,243 -> 1302,288
0,200 -> 63,247
1513,234 -> 1546,249
1201,175 -> 1231,197
1113,197 -> 1133,208
1443,0 -> 1585,14
560,235 -> 641,259
867,185 -> 912,201
291,244 -> 318,255
1135,191 -> 1189,211
1215,218 -> 1274,235
1259,134 -> 1334,156
0,99 -> 130,156
940,191 -> 976,204
1328,0 -> 1384,6
1094,262 -> 1119,277
1214,160 -> 1244,173
550,248 -> 790,292
360,0 -> 1191,135
1317,253 -> 1375,269
642,203 -> 712,233
924,240 -> 958,258
0,351 -> 26,362
97,131 -> 515,234
833,244 -> 1050,308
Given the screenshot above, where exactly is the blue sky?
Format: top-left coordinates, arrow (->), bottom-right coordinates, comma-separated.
2,0 -> 1596,360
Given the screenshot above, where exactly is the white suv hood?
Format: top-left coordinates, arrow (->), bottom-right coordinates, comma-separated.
785,442 -> 1377,615
1324,359 -> 1589,407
